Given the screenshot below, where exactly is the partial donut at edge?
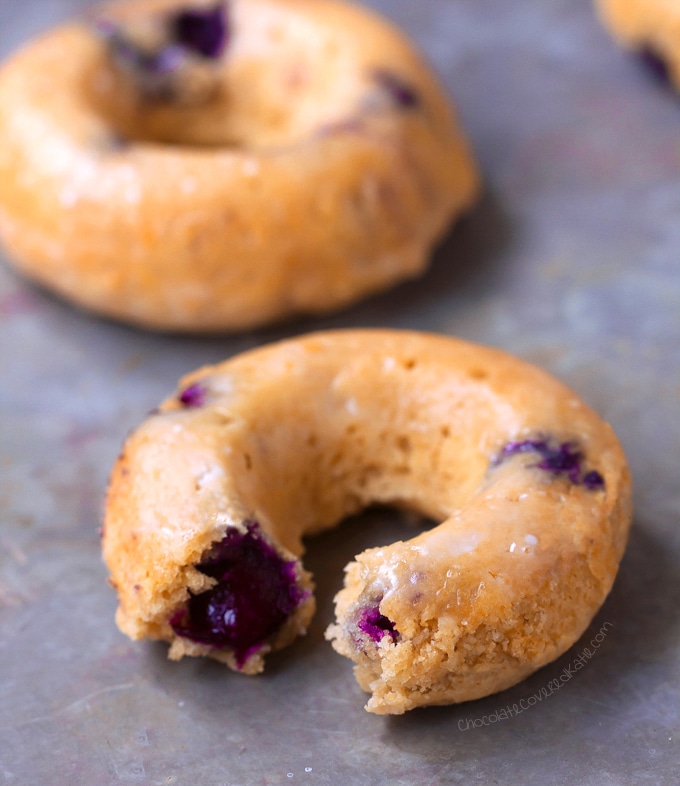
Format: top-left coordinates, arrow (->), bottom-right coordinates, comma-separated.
0,0 -> 479,332
596,0 -> 680,89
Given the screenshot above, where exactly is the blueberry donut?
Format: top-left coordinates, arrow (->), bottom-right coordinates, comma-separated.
0,0 -> 479,332
596,0 -> 680,88
103,330 -> 632,714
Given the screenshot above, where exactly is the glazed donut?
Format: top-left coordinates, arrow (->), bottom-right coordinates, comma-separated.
103,330 -> 632,714
596,0 -> 680,88
0,0 -> 479,332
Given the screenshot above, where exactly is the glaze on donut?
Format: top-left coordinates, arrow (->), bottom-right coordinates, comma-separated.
0,0 -> 479,332
596,0 -> 680,89
103,330 -> 632,714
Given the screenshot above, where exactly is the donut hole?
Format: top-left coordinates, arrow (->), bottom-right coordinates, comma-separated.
222,370 -> 497,563
85,2 -> 368,149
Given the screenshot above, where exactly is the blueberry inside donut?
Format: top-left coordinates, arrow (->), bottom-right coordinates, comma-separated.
354,602 -> 399,645
169,521 -> 308,665
496,439 -> 605,488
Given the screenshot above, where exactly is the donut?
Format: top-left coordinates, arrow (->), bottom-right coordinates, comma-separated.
596,0 -> 680,88
102,329 -> 632,714
0,0 -> 479,332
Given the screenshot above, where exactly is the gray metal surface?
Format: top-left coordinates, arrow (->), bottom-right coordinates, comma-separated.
1,0 -> 679,783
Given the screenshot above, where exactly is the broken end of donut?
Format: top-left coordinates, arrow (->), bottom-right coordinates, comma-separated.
328,605 -> 547,715
166,521 -> 315,672
326,527 -> 620,715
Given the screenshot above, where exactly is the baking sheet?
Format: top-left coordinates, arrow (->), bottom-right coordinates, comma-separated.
1,0 -> 679,783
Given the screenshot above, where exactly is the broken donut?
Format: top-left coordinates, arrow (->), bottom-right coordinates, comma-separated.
103,330 -> 632,714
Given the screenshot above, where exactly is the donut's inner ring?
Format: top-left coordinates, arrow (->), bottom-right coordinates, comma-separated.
204,357 -> 500,552
84,0 -> 389,148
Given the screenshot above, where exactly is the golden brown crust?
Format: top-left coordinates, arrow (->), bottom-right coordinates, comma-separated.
0,0 -> 479,332
102,329 -> 632,712
596,0 -> 680,88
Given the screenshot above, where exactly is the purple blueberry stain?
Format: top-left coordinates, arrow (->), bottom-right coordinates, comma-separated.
500,440 -> 582,483
170,521 -> 308,667
179,382 -> 206,407
356,602 -> 398,644
582,470 -> 605,490
172,3 -> 229,59
497,439 -> 605,490
96,22 -> 180,75
372,68 -> 420,109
